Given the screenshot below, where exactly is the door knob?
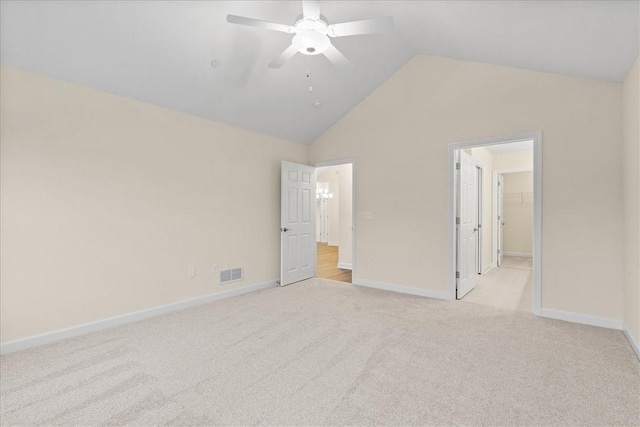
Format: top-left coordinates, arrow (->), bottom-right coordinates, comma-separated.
281,227 -> 290,232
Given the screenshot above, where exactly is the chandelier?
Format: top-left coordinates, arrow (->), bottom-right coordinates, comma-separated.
316,188 -> 333,200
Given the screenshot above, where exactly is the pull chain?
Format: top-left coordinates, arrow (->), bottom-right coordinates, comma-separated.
306,56 -> 320,109
306,55 -> 313,93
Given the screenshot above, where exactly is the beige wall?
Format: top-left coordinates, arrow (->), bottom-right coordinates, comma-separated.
309,54 -> 623,320
623,55 -> 640,344
338,164 -> 353,268
1,54 -> 633,344
492,151 -> 533,171
502,172 -> 533,256
0,66 -> 307,343
317,167 -> 340,245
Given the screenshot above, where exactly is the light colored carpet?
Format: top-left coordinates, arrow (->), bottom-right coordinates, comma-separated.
501,255 -> 533,270
462,261 -> 533,312
1,278 -> 638,426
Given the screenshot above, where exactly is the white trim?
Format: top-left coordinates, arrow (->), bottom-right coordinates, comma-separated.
353,279 -> 450,301
448,131 -> 542,314
0,279 -> 278,355
313,157 -> 357,168
532,135 -> 542,315
493,172 -> 499,267
313,158 -> 357,282
623,324 -> 640,360
475,160 -> 485,275
538,308 -> 623,330
493,168 -> 534,174
327,241 -> 339,247
503,252 -> 532,258
337,262 -> 353,270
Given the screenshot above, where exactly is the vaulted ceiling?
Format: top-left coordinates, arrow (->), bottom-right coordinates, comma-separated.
1,1 -> 638,144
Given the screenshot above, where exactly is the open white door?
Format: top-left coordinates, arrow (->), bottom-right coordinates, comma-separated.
281,161 -> 316,286
497,174 -> 505,267
476,165 -> 483,274
456,151 -> 478,299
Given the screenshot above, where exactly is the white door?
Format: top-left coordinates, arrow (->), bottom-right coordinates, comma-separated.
497,174 -> 505,267
476,165 -> 483,274
281,161 -> 316,286
456,151 -> 478,299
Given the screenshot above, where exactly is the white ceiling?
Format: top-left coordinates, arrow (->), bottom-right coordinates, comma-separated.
1,1 -> 638,144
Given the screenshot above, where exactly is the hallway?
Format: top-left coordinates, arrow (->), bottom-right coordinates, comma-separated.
316,243 -> 352,283
462,256 -> 532,312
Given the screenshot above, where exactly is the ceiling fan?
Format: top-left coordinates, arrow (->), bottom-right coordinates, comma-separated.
226,1 -> 394,68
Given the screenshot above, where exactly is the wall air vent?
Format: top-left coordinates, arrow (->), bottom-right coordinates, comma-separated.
219,267 -> 243,285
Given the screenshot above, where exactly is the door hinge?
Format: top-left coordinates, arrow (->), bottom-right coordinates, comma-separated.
456,217 -> 460,225
456,271 -> 460,279
497,249 -> 501,254
456,162 -> 460,170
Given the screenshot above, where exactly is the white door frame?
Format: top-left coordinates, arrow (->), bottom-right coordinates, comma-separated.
456,150 -> 481,299
492,168 -> 532,268
313,158 -> 356,281
448,131 -> 542,315
475,163 -> 483,274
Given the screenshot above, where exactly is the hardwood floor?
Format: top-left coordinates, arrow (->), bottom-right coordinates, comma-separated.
316,242 -> 352,283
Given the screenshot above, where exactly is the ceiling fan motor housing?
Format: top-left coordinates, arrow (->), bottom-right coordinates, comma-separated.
292,31 -> 330,55
292,18 -> 330,55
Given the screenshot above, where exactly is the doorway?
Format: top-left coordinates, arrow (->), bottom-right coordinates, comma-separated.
314,161 -> 354,283
279,159 -> 355,287
448,133 -> 542,314
316,163 -> 353,283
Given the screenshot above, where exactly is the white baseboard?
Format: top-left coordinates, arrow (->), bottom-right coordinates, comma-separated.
337,262 -> 352,270
327,241 -> 339,247
504,252 -> 532,258
623,323 -> 640,360
538,308 -> 623,330
353,278 -> 450,301
0,279 -> 278,355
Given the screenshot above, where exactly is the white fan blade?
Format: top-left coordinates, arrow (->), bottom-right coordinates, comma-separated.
268,44 -> 298,68
227,15 -> 294,33
327,16 -> 394,37
302,0 -> 321,20
322,43 -> 349,67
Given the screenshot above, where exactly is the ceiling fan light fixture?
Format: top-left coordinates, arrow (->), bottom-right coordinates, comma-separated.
292,31 -> 330,55
227,1 -> 394,68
